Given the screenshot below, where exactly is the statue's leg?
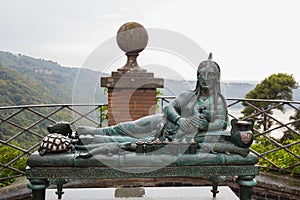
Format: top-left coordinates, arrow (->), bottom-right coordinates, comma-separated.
237,176 -> 256,200
27,179 -> 49,200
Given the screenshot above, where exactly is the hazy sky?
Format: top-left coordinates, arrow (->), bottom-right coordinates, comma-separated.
1,0 -> 300,81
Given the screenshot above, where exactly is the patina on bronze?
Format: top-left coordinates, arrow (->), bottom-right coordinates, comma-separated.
74,53 -> 248,157
26,22 -> 258,200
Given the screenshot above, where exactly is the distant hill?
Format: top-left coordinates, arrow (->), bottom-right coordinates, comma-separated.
0,64 -> 61,106
0,51 -> 106,105
0,50 -> 299,107
0,51 -> 107,146
160,80 -> 258,99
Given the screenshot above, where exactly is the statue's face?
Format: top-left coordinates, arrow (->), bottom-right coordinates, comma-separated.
198,66 -> 218,92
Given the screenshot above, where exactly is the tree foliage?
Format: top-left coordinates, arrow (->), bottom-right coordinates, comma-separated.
290,108 -> 300,132
0,142 -> 27,187
242,73 -> 298,130
251,137 -> 300,176
286,108 -> 300,141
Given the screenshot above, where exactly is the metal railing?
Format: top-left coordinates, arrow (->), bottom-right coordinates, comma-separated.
0,104 -> 107,182
1,98 -> 300,182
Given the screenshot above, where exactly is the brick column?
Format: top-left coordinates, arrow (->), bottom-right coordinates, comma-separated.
101,22 -> 164,126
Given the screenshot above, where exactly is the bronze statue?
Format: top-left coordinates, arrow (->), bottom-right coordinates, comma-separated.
38,54 -> 253,157
77,54 -> 229,145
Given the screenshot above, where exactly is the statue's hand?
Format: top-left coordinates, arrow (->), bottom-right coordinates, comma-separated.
190,115 -> 201,127
190,115 -> 209,130
176,117 -> 192,133
198,118 -> 209,131
202,109 -> 215,122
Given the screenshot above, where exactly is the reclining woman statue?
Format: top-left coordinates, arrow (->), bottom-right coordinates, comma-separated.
77,53 -> 230,147
39,54 -> 253,157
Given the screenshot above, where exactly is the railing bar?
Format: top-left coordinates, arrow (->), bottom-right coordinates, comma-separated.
225,98 -> 300,104
0,141 -> 28,153
0,103 -> 108,110
242,102 -> 297,134
259,119 -> 300,137
255,131 -> 283,148
252,128 -> 264,138
268,119 -> 300,131
67,105 -> 99,116
1,100 -> 297,110
71,115 -> 99,126
0,143 -> 40,173
5,106 -> 65,144
1,152 -> 28,169
157,96 -> 176,100
242,102 -> 285,120
227,100 -> 242,107
0,174 -> 24,182
260,141 -> 300,156
258,134 -> 300,159
250,149 -> 281,169
282,102 -> 300,111
227,113 -> 238,120
1,118 -> 43,143
27,107 -> 57,123
0,162 -> 26,175
282,162 -> 300,170
67,106 -> 100,126
0,108 -> 26,126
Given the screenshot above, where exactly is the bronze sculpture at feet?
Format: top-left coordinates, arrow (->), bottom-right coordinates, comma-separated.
38,53 -> 254,158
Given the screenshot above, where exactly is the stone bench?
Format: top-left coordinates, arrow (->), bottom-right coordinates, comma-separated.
26,149 -> 258,200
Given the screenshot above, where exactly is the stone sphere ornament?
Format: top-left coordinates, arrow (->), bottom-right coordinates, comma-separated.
117,22 -> 148,54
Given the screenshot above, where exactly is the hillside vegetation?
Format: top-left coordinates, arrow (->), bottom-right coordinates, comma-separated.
0,51 -> 105,105
0,64 -> 61,106
0,51 -> 105,148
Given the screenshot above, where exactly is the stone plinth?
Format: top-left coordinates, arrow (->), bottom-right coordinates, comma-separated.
102,67 -> 163,125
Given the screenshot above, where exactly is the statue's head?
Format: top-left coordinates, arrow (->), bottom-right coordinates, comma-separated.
196,53 -> 220,94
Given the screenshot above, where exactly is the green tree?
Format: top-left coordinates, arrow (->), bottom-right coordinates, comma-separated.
0,142 -> 28,187
283,108 -> 300,141
242,73 -> 298,131
290,108 -> 300,131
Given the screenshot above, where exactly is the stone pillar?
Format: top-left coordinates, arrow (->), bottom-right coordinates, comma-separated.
101,22 -> 164,126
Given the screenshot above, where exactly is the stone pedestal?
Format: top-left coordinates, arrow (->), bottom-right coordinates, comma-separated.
101,22 -> 164,125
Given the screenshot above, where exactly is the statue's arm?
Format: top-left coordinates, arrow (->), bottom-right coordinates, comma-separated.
208,99 -> 228,131
164,98 -> 182,124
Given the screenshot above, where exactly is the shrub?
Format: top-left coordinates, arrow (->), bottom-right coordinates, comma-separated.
0,142 -> 28,187
251,137 -> 300,176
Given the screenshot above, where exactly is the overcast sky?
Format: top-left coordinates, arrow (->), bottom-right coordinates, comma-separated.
1,0 -> 300,82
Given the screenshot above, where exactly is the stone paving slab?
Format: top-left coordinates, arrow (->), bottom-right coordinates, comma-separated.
46,186 -> 238,200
